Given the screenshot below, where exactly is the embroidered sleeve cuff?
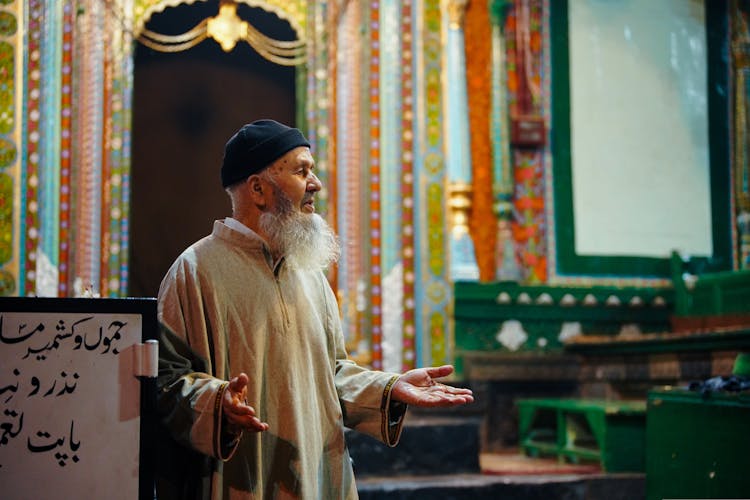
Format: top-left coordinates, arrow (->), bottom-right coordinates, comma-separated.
380,375 -> 407,446
214,382 -> 241,461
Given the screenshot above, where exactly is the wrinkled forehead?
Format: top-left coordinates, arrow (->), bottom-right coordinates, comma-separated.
267,146 -> 314,173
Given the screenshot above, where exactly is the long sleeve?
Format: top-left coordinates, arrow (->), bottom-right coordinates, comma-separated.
321,276 -> 407,446
157,324 -> 240,460
157,250 -> 242,460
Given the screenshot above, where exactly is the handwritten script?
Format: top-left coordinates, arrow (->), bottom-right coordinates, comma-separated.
0,310 -> 143,499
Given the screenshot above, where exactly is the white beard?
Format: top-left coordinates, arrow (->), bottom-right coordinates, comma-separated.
258,185 -> 341,271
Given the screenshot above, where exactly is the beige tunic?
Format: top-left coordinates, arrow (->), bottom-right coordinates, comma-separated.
156,220 -> 404,500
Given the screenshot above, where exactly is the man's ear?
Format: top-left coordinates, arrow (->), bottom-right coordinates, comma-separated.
247,175 -> 266,204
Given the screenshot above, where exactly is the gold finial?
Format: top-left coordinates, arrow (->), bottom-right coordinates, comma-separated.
447,0 -> 469,30
206,1 -> 247,52
448,181 -> 473,237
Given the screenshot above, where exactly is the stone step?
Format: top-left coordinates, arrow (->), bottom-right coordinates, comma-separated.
346,415 -> 481,477
356,472 -> 645,500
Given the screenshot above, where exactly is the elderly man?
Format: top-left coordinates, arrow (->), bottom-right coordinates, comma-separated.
155,119 -> 473,499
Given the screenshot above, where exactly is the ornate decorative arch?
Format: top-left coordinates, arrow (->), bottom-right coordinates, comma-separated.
133,0 -> 308,42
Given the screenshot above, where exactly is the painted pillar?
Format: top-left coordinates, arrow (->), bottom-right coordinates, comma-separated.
0,0 -> 21,296
335,1 -> 366,361
398,0 -> 417,371
366,0 -> 384,370
444,0 -> 479,281
489,0 -> 520,281
415,0 -> 452,368
379,0 -> 407,372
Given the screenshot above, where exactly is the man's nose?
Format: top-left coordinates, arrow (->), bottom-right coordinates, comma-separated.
308,172 -> 322,191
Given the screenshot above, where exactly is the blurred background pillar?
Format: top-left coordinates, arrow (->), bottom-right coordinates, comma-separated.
445,0 -> 479,281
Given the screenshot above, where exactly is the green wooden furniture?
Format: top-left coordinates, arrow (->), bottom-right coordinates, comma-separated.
646,387 -> 750,500
670,250 -> 750,329
518,398 -> 647,472
453,281 -> 673,376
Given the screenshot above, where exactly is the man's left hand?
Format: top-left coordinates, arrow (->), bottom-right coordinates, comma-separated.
391,365 -> 474,407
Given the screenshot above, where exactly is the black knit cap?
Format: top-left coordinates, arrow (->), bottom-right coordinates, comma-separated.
220,119 -> 311,188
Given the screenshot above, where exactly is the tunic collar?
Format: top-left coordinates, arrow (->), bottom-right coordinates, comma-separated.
224,217 -> 258,237
215,218 -> 283,271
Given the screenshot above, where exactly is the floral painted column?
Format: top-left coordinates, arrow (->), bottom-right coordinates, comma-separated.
489,0 -> 520,281
445,0 -> 479,281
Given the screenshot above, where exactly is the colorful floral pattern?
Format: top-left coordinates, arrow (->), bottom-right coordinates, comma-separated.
0,1 -> 15,295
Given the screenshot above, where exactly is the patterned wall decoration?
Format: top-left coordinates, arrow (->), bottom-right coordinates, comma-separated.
70,0 -> 134,297
38,0 -> 62,296
328,0 -> 451,370
489,1 -> 519,282
464,0 -> 494,282
57,0 -> 74,295
1,0 -> 135,298
0,0 -> 18,296
305,0 -> 330,218
379,0 -> 404,373
110,11 -> 135,298
398,0 -> 416,371
335,0 -> 367,362
22,0 -> 42,296
367,0 -> 383,370
506,0 -> 547,285
73,0 -> 105,295
419,0 -> 451,368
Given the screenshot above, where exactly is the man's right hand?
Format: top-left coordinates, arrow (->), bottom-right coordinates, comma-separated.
223,372 -> 269,433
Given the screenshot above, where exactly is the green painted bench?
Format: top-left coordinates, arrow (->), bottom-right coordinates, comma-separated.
517,398 -> 646,472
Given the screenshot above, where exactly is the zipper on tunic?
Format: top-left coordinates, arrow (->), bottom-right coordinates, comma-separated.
273,258 -> 291,326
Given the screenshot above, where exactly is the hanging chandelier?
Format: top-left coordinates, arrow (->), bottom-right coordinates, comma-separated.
137,0 -> 306,66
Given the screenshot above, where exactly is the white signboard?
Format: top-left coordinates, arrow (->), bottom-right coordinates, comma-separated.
0,298 -> 157,500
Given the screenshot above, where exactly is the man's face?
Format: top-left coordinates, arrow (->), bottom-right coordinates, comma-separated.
256,149 -> 340,270
263,146 -> 321,215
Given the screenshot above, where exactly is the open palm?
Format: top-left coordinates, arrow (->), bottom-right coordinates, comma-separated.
391,365 -> 474,408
